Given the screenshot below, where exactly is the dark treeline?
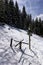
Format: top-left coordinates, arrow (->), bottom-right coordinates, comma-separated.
0,0 -> 43,36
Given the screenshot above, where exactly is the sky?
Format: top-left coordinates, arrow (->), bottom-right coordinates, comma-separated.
13,0 -> 43,19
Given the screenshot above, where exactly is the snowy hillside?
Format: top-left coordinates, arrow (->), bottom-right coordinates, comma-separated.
0,24 -> 43,65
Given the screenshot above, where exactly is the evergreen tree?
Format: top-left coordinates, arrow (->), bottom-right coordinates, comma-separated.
0,0 -> 43,37
41,21 -> 43,36
4,0 -> 9,23
0,0 -> 4,22
34,18 -> 39,34
15,1 -> 20,28
8,0 -> 15,25
21,6 -> 27,29
39,18 -> 43,36
29,14 -> 32,24
26,15 -> 31,29
32,19 -> 35,33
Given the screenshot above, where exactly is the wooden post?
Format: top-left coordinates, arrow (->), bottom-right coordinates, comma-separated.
15,39 -> 24,50
29,33 -> 31,49
28,26 -> 31,49
19,41 -> 22,49
10,38 -> 13,47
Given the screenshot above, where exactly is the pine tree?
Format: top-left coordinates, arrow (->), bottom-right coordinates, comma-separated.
0,0 -> 4,22
39,18 -> 43,36
4,0 -> 9,23
21,6 -> 27,29
29,14 -> 32,24
34,18 -> 39,34
8,0 -> 15,25
26,15 -> 30,29
15,1 -> 20,28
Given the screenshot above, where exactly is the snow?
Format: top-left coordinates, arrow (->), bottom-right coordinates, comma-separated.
0,24 -> 43,65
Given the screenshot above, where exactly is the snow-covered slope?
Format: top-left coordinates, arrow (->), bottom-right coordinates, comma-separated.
0,24 -> 43,65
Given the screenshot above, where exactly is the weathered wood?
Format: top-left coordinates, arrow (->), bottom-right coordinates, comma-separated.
14,40 -> 28,45
28,25 -> 32,49
10,38 -> 13,47
15,39 -> 24,49
29,33 -> 31,49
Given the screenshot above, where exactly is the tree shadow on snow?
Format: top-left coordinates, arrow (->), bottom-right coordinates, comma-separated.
18,48 -> 33,63
30,49 -> 38,58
